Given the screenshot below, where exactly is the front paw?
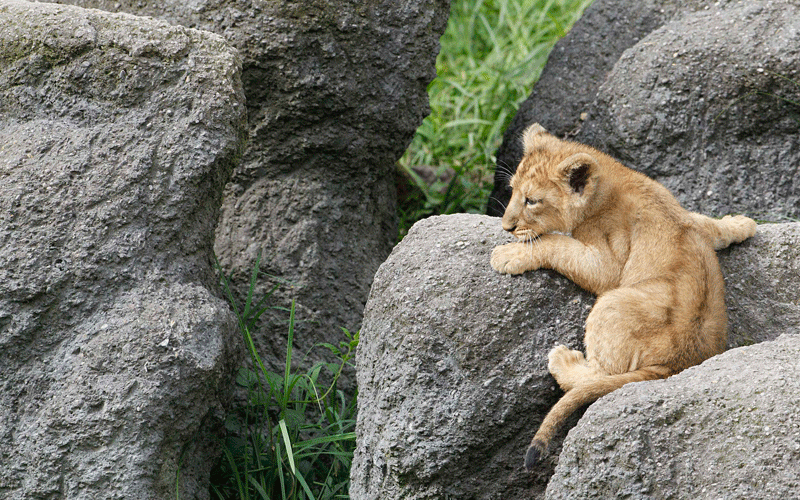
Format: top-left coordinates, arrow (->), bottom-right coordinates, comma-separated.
490,242 -> 538,275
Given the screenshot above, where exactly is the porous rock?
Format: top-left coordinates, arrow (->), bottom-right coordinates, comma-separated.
721,222 -> 800,347
50,0 -> 451,374
545,332 -> 800,500
489,0 -> 800,221
351,214 -> 799,499
0,1 -> 246,498
211,0 -> 449,367
351,214 -> 595,500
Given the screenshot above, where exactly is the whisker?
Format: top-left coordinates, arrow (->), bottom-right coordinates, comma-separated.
492,160 -> 517,182
493,171 -> 512,184
488,197 -> 508,212
496,159 -> 516,173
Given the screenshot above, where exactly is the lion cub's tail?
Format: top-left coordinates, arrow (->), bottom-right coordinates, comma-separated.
525,365 -> 671,470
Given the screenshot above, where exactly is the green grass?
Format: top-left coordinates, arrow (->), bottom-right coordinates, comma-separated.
398,0 -> 595,237
209,253 -> 358,500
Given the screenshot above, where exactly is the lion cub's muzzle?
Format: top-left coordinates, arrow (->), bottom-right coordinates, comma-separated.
509,227 -> 539,241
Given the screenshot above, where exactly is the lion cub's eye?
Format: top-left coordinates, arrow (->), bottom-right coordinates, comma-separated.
525,197 -> 542,207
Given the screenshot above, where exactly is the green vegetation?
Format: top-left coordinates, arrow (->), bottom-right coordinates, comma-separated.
210,254 -> 358,500
398,0 -> 595,237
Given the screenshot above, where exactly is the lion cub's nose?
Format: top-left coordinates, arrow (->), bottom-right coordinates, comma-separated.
502,222 -> 516,233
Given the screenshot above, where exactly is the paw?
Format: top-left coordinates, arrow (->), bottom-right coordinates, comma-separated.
547,345 -> 584,374
490,242 -> 538,275
547,345 -> 586,391
721,214 -> 757,242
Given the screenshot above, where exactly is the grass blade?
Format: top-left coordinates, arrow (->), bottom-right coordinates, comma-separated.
283,300 -> 296,409
278,419 -> 296,475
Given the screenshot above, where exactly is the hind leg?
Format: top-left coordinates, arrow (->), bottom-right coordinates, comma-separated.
689,213 -> 757,250
547,345 -> 606,391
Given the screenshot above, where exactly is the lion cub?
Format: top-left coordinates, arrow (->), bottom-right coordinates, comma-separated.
491,123 -> 756,470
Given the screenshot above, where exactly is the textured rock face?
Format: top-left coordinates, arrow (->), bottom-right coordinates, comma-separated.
489,0 -> 800,221
350,214 -> 799,499
720,223 -> 800,347
51,0 -> 451,372
0,1 -> 246,498
545,333 -> 800,500
211,0 -> 449,366
351,214 -> 595,500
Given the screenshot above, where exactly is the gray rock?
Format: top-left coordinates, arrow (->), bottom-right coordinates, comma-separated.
0,1 -> 246,498
546,333 -> 800,500
212,0 -> 449,368
721,223 -> 800,347
580,2 -> 800,220
351,214 -> 594,500
49,0 -> 451,374
350,213 -> 799,499
489,0 -> 800,221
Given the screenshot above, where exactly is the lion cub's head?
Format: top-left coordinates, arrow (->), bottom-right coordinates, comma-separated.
500,123 -> 600,240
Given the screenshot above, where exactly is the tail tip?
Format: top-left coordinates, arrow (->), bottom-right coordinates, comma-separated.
524,440 -> 546,471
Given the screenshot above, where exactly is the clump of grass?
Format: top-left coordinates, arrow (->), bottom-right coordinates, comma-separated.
210,254 -> 358,500
398,0 -> 595,237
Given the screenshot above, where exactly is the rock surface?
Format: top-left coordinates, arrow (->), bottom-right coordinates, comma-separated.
351,214 -> 594,500
50,0 -> 451,373
489,0 -> 800,221
350,214 -> 800,499
546,333 -> 800,500
720,222 -> 800,347
0,1 -> 246,498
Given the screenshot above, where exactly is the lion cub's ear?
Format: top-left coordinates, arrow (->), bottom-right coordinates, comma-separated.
522,123 -> 549,155
556,153 -> 598,196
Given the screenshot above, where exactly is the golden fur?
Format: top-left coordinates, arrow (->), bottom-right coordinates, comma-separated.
491,123 -> 757,470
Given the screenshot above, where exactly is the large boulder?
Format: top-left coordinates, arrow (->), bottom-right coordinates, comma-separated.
351,214 -> 594,500
0,1 -> 246,498
350,214 -> 800,499
489,0 -> 800,221
545,332 -> 800,500
720,222 -> 800,346
50,0 -> 451,373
